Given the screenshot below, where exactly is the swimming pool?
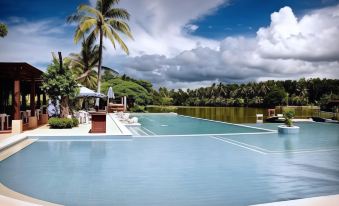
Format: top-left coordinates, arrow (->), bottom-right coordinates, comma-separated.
128,113 -> 273,135
0,115 -> 338,206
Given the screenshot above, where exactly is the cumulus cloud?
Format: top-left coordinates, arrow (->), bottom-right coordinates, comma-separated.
257,6 -> 339,61
117,4 -> 339,88
0,1 -> 338,89
100,0 -> 224,57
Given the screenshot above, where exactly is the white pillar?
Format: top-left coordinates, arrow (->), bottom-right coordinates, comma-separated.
12,120 -> 23,134
124,96 -> 127,111
256,114 -> 263,123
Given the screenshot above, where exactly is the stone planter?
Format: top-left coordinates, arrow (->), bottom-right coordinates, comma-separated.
278,125 -> 300,134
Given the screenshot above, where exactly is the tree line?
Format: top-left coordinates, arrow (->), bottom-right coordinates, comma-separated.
151,78 -> 339,109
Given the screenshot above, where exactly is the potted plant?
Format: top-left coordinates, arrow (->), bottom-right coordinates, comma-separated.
278,110 -> 300,134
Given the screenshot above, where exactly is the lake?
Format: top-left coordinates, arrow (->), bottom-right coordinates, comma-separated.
146,106 -> 319,123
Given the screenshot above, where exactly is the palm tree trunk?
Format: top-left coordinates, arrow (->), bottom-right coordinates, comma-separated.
96,27 -> 104,106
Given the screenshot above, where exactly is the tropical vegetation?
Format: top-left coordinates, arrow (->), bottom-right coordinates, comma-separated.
283,109 -> 295,127
101,74 -> 152,107
151,78 -> 339,109
68,0 -> 133,102
68,35 -> 99,90
48,117 -> 79,129
41,53 -> 79,118
0,22 -> 7,37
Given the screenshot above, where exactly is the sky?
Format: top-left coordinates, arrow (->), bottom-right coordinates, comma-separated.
0,0 -> 339,89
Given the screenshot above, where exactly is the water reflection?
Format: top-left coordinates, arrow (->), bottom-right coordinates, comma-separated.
90,141 -> 107,158
147,106 -> 317,123
277,133 -> 299,151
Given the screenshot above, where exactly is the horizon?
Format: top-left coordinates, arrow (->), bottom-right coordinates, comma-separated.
0,0 -> 339,89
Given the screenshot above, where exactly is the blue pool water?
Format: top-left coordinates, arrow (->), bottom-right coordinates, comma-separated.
218,122 -> 339,152
0,116 -> 338,206
130,114 -> 270,135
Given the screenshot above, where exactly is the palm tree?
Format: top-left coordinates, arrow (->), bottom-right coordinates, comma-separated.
68,34 -> 99,90
0,22 -> 8,38
68,0 -> 133,103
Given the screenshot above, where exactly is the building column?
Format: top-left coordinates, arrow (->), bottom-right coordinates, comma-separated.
12,79 -> 23,134
28,79 -> 38,128
43,94 -> 47,105
123,96 -> 127,111
37,93 -> 41,108
30,80 -> 36,116
42,93 -> 47,114
0,81 -> 3,113
22,93 -> 26,110
13,80 -> 21,120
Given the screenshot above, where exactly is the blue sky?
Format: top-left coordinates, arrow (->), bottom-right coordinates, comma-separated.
192,0 -> 339,38
1,0 -> 338,39
0,0 -> 339,88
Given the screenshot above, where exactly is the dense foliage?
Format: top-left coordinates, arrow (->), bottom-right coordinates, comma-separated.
48,117 -> 79,129
101,77 -> 152,107
283,109 -> 295,127
41,53 -> 79,117
68,35 -> 99,90
151,78 -> 339,108
0,23 -> 8,37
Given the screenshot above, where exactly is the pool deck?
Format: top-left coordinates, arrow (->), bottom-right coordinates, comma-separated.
0,183 -> 61,206
0,114 -> 132,150
251,194 -> 339,206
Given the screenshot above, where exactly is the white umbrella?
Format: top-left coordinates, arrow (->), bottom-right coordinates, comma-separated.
107,87 -> 115,99
78,86 -> 106,98
77,85 -> 106,110
107,87 -> 115,107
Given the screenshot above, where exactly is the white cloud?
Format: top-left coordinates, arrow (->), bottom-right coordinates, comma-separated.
184,24 -> 199,33
257,6 -> 339,61
117,4 -> 339,88
0,18 -> 77,69
0,1 -> 338,89
101,0 -> 224,57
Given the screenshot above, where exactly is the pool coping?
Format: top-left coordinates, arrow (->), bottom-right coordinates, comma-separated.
250,194 -> 339,206
0,114 -> 133,153
130,112 -> 276,136
210,135 -> 339,155
0,183 -> 61,206
178,114 -> 276,132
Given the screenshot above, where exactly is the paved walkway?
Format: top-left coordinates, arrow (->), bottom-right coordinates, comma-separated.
252,194 -> 339,206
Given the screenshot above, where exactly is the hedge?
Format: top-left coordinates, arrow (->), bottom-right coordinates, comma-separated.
48,117 -> 79,129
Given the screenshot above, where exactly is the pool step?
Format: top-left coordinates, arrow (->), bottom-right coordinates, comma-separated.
0,139 -> 37,161
0,183 -> 61,206
127,126 -> 153,136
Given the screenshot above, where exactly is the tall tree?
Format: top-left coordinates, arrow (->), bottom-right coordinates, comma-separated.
69,34 -> 99,90
68,0 -> 133,104
41,53 -> 78,117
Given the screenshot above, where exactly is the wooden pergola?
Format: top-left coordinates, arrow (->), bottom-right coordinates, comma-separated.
0,62 -> 46,132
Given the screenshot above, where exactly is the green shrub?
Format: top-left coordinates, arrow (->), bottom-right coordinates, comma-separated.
129,105 -> 146,113
48,117 -> 74,129
285,118 -> 293,127
72,118 -> 79,127
283,110 -> 295,127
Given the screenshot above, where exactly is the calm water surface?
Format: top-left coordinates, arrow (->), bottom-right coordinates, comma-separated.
146,106 -> 318,123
